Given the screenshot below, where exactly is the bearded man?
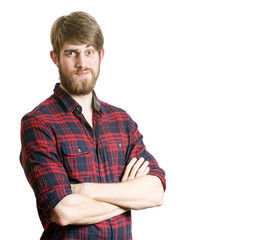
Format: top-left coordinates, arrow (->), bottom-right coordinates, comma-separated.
20,11 -> 166,240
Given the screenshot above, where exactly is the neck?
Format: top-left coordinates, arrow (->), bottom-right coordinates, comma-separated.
72,92 -> 93,112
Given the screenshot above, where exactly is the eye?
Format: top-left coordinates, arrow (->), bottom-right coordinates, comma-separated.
66,51 -> 76,57
87,50 -> 94,55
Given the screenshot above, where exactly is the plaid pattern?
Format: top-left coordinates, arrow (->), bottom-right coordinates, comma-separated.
20,84 -> 166,240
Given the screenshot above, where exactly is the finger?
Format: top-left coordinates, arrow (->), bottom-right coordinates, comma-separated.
122,157 -> 137,182
135,161 -> 149,178
128,157 -> 145,180
141,166 -> 150,176
71,184 -> 79,194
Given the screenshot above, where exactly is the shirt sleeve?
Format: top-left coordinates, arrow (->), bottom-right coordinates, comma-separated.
20,114 -> 72,222
128,117 -> 166,190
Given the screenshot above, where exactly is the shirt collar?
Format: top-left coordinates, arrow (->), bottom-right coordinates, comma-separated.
53,83 -> 102,114
93,91 -> 101,113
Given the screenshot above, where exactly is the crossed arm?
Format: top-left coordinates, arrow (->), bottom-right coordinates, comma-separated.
51,158 -> 164,226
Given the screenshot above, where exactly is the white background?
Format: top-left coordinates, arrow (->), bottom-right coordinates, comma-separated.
1,0 -> 277,239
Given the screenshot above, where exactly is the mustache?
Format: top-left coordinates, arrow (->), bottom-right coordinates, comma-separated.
75,68 -> 94,74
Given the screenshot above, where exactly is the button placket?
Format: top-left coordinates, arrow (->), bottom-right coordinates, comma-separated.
76,105 -> 82,112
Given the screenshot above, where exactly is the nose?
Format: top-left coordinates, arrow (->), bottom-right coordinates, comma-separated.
75,54 -> 87,68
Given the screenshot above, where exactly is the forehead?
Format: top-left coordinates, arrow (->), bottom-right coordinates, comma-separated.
61,42 -> 95,51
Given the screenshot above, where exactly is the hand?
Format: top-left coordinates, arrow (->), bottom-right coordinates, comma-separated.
71,157 -> 150,197
121,157 -> 150,182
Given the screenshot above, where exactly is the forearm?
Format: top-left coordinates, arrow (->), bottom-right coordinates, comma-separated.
51,193 -> 128,226
73,175 -> 164,210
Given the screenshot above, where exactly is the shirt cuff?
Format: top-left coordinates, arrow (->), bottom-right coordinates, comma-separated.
148,168 -> 166,191
39,186 -> 72,219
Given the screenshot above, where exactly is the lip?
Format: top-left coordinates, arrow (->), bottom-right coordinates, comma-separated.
76,71 -> 91,77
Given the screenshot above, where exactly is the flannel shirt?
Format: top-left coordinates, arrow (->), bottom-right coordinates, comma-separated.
20,83 -> 166,240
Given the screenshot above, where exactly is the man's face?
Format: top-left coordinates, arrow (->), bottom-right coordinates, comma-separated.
54,43 -> 103,95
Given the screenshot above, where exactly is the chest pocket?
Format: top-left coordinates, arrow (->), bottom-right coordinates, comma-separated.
61,141 -> 93,182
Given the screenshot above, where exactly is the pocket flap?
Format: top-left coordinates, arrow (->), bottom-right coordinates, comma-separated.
61,141 -> 91,155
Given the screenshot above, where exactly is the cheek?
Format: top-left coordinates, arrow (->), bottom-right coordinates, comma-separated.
88,54 -> 100,67
92,59 -> 100,71
60,60 -> 75,75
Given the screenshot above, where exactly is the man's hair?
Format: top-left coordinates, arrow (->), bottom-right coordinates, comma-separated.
50,11 -> 104,58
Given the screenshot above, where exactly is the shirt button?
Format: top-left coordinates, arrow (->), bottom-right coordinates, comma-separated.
78,148 -> 82,153
110,217 -> 113,221
34,167 -> 38,172
81,119 -> 85,124
118,144 -> 122,148
76,105 -> 82,112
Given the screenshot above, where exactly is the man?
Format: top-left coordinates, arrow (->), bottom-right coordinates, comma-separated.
20,11 -> 166,240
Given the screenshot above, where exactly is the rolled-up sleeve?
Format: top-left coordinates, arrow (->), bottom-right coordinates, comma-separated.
20,115 -> 72,222
128,119 -> 166,190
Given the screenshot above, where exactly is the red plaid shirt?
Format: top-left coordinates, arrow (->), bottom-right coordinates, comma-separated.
20,84 -> 166,240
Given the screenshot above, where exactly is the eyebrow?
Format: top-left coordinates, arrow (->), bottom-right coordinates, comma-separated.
63,49 -> 79,53
63,45 -> 94,53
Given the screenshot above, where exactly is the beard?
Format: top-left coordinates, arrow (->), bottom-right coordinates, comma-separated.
59,66 -> 100,95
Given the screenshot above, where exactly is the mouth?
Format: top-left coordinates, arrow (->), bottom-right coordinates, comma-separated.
76,71 -> 91,77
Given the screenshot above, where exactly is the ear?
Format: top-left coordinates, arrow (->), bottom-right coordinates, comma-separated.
50,51 -> 59,67
99,49 -> 105,63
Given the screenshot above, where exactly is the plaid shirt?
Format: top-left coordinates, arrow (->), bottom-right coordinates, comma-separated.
20,84 -> 166,240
